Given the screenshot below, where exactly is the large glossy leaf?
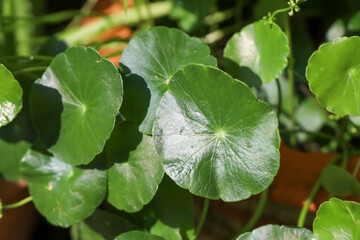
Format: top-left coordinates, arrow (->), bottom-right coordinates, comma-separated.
30,46 -> 123,165
313,198 -> 360,240
120,26 -> 217,134
321,165 -> 360,197
71,209 -> 139,240
115,231 -> 165,240
306,37 -> 360,116
20,150 -> 107,227
153,64 -> 280,201
224,20 -> 289,84
0,64 -> 23,127
237,225 -> 313,240
106,120 -> 164,213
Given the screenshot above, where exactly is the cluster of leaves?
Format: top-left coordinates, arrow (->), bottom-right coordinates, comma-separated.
2,0 -> 360,239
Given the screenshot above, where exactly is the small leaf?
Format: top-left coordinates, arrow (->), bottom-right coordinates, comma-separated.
124,176 -> 195,240
115,231 -> 165,240
150,220 -> 182,240
106,120 -> 164,213
313,198 -> 360,240
0,64 -> 23,128
348,11 -> 360,32
120,26 -> 217,134
224,20 -> 289,84
306,37 -> 360,116
321,165 -> 360,197
326,19 -> 345,42
71,209 -> 139,240
30,46 -> 123,165
153,64 -> 280,201
20,150 -> 107,227
236,224 -> 313,240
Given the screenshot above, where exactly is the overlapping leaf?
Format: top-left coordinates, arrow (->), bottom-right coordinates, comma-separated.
237,225 -> 313,240
306,37 -> 360,116
313,198 -> 360,240
71,209 -> 139,240
115,231 -> 165,240
30,46 -> 123,165
153,64 -> 280,201
321,165 -> 360,197
224,20 -> 289,84
20,150 -> 107,227
0,64 -> 23,127
120,26 -> 217,134
106,120 -> 164,213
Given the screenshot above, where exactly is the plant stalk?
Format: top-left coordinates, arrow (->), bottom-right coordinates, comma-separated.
3,196 -> 33,210
57,1 -> 172,46
195,198 -> 210,237
236,189 -> 268,236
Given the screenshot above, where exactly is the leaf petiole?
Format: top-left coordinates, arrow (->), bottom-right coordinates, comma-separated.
3,196 -> 33,210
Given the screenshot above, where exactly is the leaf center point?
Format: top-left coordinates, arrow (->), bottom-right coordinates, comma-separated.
215,129 -> 227,140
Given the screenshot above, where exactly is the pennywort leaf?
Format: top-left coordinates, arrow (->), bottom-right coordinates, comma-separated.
120,26 -> 217,134
30,46 -> 123,165
153,64 -> 280,201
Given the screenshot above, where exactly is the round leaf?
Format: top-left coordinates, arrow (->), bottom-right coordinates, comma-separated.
224,20 -> 289,84
71,209 -> 139,240
30,46 -> 123,165
313,198 -> 360,240
306,37 -> 360,116
115,231 -> 165,240
237,224 -> 313,240
120,26 -> 217,134
321,165 -> 360,197
106,121 -> 164,213
153,64 -> 280,201
20,150 -> 107,227
0,64 -> 23,127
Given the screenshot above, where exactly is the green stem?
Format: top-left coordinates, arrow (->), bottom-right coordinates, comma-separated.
202,24 -> 240,44
57,1 -> 172,45
195,198 -> 210,237
12,66 -> 47,75
3,196 -> 33,210
270,7 -> 291,21
297,151 -> 360,227
236,189 -> 268,236
341,142 -> 349,169
353,158 -> 360,177
276,78 -> 282,119
285,15 -> 296,147
0,55 -> 53,61
280,129 -> 335,141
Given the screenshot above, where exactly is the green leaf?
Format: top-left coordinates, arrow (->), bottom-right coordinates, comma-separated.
224,20 -> 289,84
313,198 -> 360,240
321,165 -> 360,197
71,209 -> 139,240
30,46 -> 123,165
122,176 -> 195,240
326,19 -> 345,42
153,64 -> 280,201
0,64 -> 23,127
106,120 -> 164,213
169,0 -> 217,32
120,26 -> 217,134
115,231 -> 165,240
306,37 -> 360,116
20,150 -> 107,227
236,224 -> 313,240
150,220 -> 182,240
348,11 -> 360,32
